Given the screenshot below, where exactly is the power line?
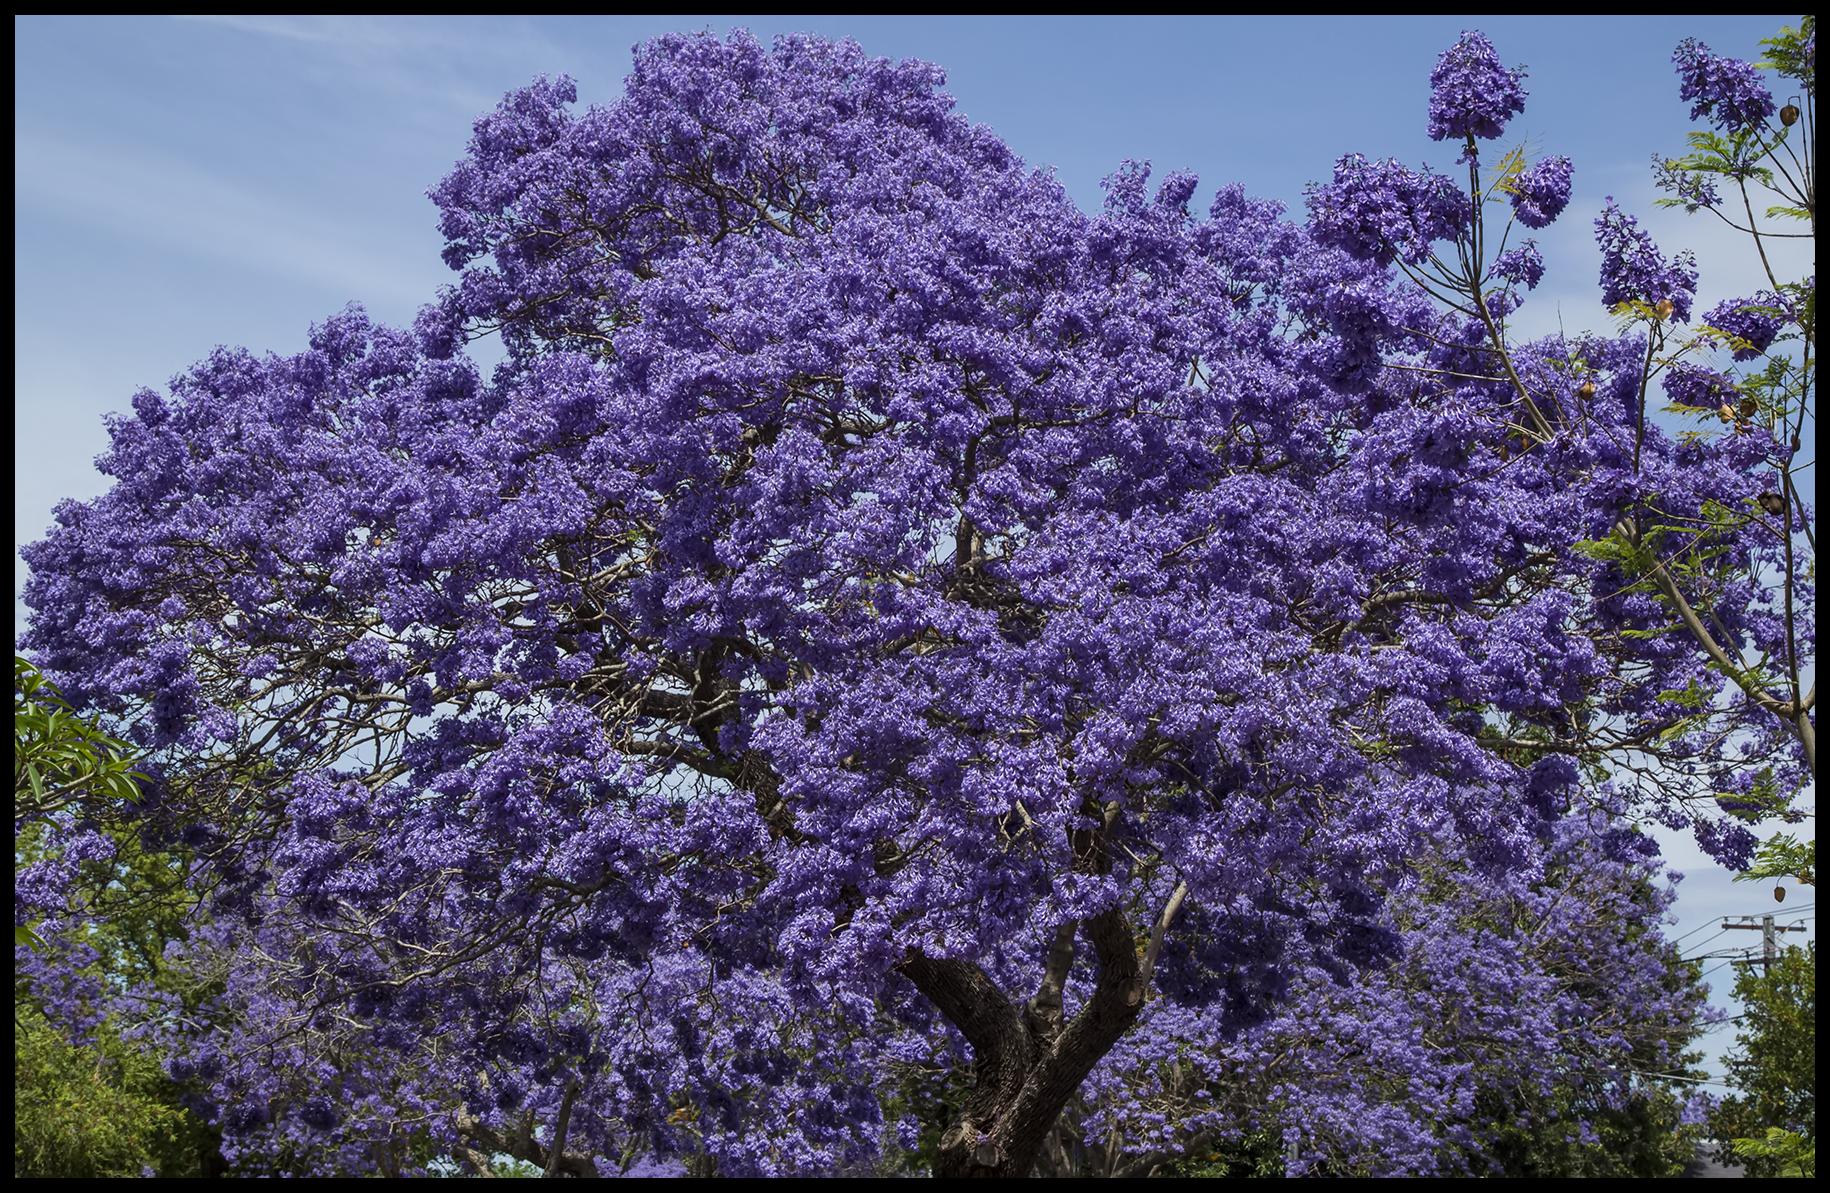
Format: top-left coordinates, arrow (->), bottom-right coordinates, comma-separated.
1629,1069 -> 1738,1089
1696,1016 -> 1749,1033
1670,919 -> 1727,945
1721,913 -> 1808,973
1681,929 -> 1732,958
1669,903 -> 1815,950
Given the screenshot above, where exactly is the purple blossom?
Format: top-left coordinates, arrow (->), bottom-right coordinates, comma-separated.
1509,155 -> 1572,229
1704,291 -> 1785,359
1427,31 -> 1528,143
1306,153 -> 1466,267
1673,38 -> 1776,131
1692,816 -> 1759,870
1662,362 -> 1740,411
1594,199 -> 1699,320
1492,241 -> 1545,290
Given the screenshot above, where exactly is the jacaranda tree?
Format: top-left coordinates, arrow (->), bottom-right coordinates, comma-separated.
17,23 -> 1812,1177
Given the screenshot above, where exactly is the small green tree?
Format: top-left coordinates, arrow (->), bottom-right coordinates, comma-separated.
13,656 -> 216,1177
1711,941 -> 1816,1177
13,1003 -> 206,1178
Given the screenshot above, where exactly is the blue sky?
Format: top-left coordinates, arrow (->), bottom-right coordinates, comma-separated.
13,15 -> 1814,1081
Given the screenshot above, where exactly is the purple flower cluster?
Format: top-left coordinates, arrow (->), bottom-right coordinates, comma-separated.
1306,154 -> 1466,267
1594,199 -> 1700,320
1662,361 -> 1741,411
1427,31 -> 1528,143
1704,291 -> 1785,359
1673,38 -> 1776,131
1492,240 -> 1545,291
1509,155 -> 1572,229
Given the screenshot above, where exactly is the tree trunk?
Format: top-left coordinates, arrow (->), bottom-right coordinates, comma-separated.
903,905 -> 1149,1178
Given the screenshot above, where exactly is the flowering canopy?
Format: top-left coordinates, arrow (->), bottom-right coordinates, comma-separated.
18,24 -> 1813,1178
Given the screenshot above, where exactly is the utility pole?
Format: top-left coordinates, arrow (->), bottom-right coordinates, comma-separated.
1722,914 -> 1807,973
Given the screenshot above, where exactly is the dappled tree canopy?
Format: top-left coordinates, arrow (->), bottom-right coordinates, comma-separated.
17,22 -> 1813,1177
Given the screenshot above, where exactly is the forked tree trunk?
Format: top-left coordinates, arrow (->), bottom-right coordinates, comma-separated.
902,905 -> 1154,1178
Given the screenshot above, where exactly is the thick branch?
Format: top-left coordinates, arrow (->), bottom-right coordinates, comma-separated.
1139,881 -> 1190,988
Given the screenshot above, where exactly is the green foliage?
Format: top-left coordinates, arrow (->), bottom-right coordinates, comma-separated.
1163,1129 -> 1285,1178
1731,1127 -> 1816,1178
1572,529 -> 1658,578
1711,942 -> 1816,1177
1655,128 -> 1779,200
1759,16 -> 1815,94
874,1058 -> 970,1176
14,656 -> 143,824
13,655 -> 217,1177
1736,833 -> 1816,901
1489,145 -> 1530,196
1474,1080 -> 1703,1178
13,1003 -> 211,1178
15,654 -> 197,984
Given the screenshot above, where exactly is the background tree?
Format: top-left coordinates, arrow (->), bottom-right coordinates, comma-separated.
1710,941 -> 1816,1177
13,1004 -> 204,1178
13,658 -> 216,1177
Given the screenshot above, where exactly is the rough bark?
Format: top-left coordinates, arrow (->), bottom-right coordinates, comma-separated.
901,905 -> 1148,1177
896,804 -> 1187,1178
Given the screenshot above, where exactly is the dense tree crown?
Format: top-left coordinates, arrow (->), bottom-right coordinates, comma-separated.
17,21 -> 1814,1177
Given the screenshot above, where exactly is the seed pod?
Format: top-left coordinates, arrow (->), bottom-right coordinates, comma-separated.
1758,491 -> 1787,516
1775,885 -> 1786,902
1718,402 -> 1736,423
1739,396 -> 1758,419
1655,298 -> 1676,321
1577,379 -> 1597,400
1780,103 -> 1800,127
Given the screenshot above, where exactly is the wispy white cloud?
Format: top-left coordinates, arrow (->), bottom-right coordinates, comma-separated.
170,14 -> 575,114
14,130 -> 441,311
175,13 -> 563,56
174,14 -> 380,45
